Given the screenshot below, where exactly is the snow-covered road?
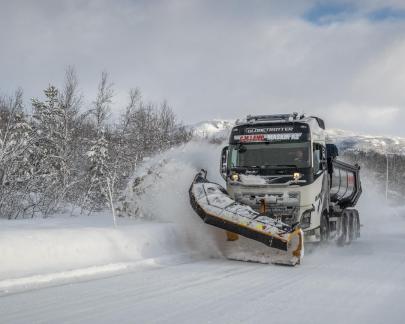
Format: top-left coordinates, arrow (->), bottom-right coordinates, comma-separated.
1,227 -> 405,324
1,142 -> 405,323
2,193 -> 405,324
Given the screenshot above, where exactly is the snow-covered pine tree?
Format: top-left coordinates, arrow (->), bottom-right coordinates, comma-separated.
31,85 -> 69,216
82,133 -> 111,213
0,89 -> 35,219
80,72 -> 115,215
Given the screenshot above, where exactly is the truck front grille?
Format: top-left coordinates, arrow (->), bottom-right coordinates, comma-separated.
234,191 -> 300,225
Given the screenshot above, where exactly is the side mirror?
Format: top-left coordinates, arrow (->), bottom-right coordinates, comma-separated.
326,143 -> 339,159
220,146 -> 229,180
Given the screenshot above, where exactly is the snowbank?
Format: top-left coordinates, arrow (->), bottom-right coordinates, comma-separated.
0,215 -> 198,291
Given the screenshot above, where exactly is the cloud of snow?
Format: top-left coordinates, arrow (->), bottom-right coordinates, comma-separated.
122,140 -> 228,257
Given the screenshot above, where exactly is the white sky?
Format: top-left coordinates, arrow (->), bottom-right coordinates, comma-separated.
1,0 -> 405,136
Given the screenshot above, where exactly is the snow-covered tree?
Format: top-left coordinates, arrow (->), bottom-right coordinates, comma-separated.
0,90 -> 35,219
57,67 -> 83,205
90,71 -> 113,133
81,133 -> 111,213
0,68 -> 192,219
31,85 -> 71,215
79,72 -> 115,214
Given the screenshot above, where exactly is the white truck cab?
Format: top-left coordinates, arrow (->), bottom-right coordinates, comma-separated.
220,114 -> 361,243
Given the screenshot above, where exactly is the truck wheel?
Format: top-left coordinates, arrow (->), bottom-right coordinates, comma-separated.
349,210 -> 356,242
337,211 -> 348,246
320,212 -> 330,243
345,210 -> 352,245
350,209 -> 361,241
354,209 -> 360,239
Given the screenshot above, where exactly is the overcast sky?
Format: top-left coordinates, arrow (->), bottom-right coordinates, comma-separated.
1,0 -> 405,136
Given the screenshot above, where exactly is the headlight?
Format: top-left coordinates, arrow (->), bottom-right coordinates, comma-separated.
300,209 -> 312,229
231,173 -> 239,181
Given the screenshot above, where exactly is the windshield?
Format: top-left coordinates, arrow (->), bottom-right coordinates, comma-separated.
229,142 -> 311,169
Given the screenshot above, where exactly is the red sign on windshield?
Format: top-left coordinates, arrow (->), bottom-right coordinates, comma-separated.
240,134 -> 265,142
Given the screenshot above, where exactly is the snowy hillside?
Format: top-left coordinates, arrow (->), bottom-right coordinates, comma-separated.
327,128 -> 405,155
189,119 -> 405,155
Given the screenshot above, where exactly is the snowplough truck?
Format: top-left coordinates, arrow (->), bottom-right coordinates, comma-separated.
189,113 -> 362,265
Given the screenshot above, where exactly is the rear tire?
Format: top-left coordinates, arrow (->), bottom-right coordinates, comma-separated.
353,209 -> 360,239
337,210 -> 349,246
345,210 -> 352,245
349,210 -> 356,242
320,212 -> 330,243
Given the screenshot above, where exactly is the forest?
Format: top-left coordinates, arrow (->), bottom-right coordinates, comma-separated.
0,68 -> 191,219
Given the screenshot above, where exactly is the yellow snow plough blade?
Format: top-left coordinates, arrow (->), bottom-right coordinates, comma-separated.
189,171 -> 304,266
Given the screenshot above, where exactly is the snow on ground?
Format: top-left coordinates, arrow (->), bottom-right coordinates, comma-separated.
1,140 -> 405,323
1,188 -> 405,324
0,215 -> 198,293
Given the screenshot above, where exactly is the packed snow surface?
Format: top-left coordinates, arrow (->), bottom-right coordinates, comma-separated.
1,140 -> 405,324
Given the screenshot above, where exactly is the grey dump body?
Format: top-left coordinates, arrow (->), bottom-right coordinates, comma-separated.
331,160 -> 362,208
327,143 -> 362,209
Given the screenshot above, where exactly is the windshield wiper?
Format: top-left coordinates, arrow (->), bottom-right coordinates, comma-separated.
266,175 -> 291,183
